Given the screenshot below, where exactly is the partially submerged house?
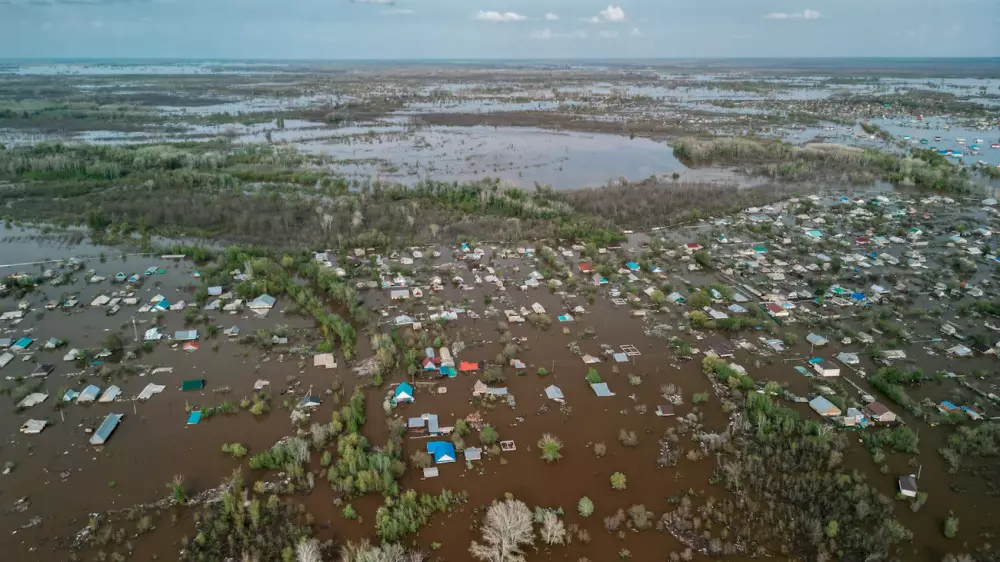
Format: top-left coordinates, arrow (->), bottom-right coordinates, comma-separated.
898,475 -> 918,498
544,385 -> 564,403
864,402 -> 897,423
90,413 -> 124,445
426,441 -> 456,464
393,382 -> 414,405
249,294 -> 277,312
810,358 -> 840,377
173,330 -> 199,342
809,396 -> 842,417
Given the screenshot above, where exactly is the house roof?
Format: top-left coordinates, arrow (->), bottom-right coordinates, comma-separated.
427,441 -> 456,463
809,396 -> 841,416
591,382 -> 614,397
545,385 -> 564,401
90,413 -> 123,445
865,402 -> 892,416
182,379 -> 205,391
174,330 -> 199,341
459,361 -> 479,372
394,382 -> 414,400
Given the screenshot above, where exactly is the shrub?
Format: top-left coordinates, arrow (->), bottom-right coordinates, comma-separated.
343,504 -> 358,520
454,419 -> 470,437
538,434 -> 563,463
479,424 -> 499,445
692,392 -> 709,404
943,512 -> 959,538
628,375 -> 642,387
593,442 -> 607,457
221,443 -> 248,458
610,472 -> 627,490
578,496 -> 594,517
469,499 -> 535,562
410,450 -> 433,469
536,367 -> 549,376
618,429 -> 639,447
585,368 -> 602,384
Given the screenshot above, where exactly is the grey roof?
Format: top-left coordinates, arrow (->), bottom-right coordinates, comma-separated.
407,417 -> 426,429
898,475 -> 918,493
464,447 -> 482,461
544,385 -> 564,401
591,382 -> 613,397
809,396 -> 841,415
250,294 -> 277,308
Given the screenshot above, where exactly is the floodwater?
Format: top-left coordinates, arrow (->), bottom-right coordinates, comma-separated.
299,125 -> 689,189
3,216 -> 999,561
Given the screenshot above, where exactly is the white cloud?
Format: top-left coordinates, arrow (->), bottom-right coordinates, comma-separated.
531,28 -> 587,40
586,5 -> 626,23
475,10 -> 527,22
544,13 -> 559,21
765,9 -> 823,20
629,27 -> 642,37
382,8 -> 414,15
598,29 -> 619,38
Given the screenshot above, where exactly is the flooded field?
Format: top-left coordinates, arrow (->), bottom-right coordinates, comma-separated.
4,180 -> 1000,561
1,59 -> 1000,562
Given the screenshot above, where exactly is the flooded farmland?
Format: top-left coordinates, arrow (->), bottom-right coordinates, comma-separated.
1,59 -> 999,562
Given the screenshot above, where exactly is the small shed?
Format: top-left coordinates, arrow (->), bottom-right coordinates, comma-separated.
20,419 -> 47,435
898,475 -> 918,498
464,447 -> 482,462
174,330 -> 199,341
78,385 -> 101,402
590,382 -> 614,397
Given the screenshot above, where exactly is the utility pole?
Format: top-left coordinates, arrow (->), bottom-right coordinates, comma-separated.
131,316 -> 139,343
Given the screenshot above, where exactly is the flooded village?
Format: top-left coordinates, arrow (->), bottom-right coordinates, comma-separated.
1,60 -> 999,562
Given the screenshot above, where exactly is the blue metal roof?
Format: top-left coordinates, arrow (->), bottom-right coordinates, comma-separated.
90,413 -> 123,445
426,441 -> 456,463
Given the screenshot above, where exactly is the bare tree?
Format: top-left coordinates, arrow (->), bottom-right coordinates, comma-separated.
297,539 -> 322,562
469,499 -> 535,562
540,511 -> 566,545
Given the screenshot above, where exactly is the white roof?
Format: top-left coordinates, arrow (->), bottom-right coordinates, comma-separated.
137,383 -> 166,401
20,419 -> 47,434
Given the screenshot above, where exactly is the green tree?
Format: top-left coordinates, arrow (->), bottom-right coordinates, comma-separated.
538,434 -> 563,463
479,424 -> 499,445
610,472 -> 627,490
578,496 -> 594,517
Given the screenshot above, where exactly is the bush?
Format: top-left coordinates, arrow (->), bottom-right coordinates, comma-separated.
538,434 -> 563,463
343,504 -> 358,520
479,424 -> 499,445
628,375 -> 642,386
410,450 -> 433,469
943,512 -> 959,538
221,442 -> 248,458
585,368 -> 602,384
593,442 -> 607,457
578,496 -> 594,517
610,472 -> 627,490
536,367 -> 549,376
692,392 -> 709,404
618,429 -> 639,447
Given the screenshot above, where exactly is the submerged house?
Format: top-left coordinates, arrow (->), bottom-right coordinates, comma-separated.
810,358 -> 840,377
90,413 -> 123,445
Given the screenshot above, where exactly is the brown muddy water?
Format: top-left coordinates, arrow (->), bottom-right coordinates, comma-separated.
1,231 -> 998,561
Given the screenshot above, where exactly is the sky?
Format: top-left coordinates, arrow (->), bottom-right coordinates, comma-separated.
0,0 -> 997,59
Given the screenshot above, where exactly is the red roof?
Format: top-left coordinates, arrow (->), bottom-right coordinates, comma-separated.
578,263 -> 595,273
459,361 -> 479,372
765,303 -> 783,313
686,243 -> 702,249
855,237 -> 869,244
422,357 -> 435,368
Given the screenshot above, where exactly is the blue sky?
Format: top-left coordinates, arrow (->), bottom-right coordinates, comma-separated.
0,0 -> 997,59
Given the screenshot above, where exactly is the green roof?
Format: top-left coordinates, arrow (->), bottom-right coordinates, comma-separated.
182,379 -> 205,391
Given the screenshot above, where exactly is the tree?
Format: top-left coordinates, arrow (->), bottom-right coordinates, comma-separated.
538,434 -> 563,463
825,520 -> 839,538
469,499 -> 535,562
610,472 -> 627,490
480,424 -> 499,445
295,539 -> 321,562
540,511 -> 566,545
578,496 -> 594,517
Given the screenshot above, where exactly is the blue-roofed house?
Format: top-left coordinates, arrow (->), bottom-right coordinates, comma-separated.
174,330 -> 199,341
11,337 -> 33,351
625,262 -> 640,271
90,413 -> 123,445
809,396 -> 841,417
426,441 -> 456,464
393,382 -> 414,405
77,385 -> 101,403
